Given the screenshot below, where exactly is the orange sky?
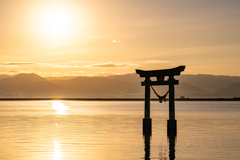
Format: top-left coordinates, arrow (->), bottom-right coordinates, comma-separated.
1,0 -> 240,77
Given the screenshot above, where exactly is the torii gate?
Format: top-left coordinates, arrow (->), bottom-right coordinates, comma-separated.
136,66 -> 185,135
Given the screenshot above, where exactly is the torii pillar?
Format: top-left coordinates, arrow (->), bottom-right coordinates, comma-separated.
136,66 -> 185,136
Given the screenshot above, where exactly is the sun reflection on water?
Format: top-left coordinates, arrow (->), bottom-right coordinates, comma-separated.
52,101 -> 68,115
53,141 -> 62,160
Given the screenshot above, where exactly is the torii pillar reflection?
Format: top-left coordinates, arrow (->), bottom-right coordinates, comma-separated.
136,66 -> 185,136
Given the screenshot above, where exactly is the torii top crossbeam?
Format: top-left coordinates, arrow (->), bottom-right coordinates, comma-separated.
136,66 -> 185,86
136,66 -> 185,78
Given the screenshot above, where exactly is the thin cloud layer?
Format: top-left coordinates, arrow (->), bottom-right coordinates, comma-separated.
83,62 -> 139,68
144,60 -> 171,64
0,61 -> 141,77
0,62 -> 38,66
50,64 -> 81,68
112,39 -> 121,43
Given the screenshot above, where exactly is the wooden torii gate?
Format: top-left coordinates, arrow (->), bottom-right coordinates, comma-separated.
136,66 -> 185,135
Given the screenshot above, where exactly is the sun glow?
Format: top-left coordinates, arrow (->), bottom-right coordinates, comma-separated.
31,2 -> 85,46
52,101 -> 68,115
40,6 -> 74,38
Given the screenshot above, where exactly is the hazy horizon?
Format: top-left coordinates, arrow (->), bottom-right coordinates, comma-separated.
2,71 -> 240,78
1,72 -> 240,98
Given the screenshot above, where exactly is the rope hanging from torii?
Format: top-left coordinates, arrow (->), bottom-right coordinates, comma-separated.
151,86 -> 169,103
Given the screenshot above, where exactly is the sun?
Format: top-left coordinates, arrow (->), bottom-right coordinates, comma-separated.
32,2 -> 84,46
40,6 -> 73,38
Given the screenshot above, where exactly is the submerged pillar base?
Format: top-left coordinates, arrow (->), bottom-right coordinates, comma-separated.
167,120 -> 177,136
143,118 -> 152,135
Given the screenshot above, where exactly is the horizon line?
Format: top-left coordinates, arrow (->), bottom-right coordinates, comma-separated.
0,97 -> 240,101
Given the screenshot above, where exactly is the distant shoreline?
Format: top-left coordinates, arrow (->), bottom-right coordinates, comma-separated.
0,98 -> 240,101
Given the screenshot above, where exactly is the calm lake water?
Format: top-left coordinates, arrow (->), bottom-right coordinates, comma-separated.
0,100 -> 239,160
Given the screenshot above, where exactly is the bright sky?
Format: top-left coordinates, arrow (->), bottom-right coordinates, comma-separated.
0,0 -> 240,77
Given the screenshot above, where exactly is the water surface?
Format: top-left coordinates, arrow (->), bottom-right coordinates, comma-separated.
0,101 -> 239,160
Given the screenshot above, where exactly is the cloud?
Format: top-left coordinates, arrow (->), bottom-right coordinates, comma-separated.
50,64 -> 81,68
144,60 -> 171,64
92,63 -> 122,68
52,72 -> 60,75
48,62 -> 138,68
71,61 -> 92,63
84,72 -> 122,77
0,61 -> 138,69
0,62 -> 38,66
112,39 -> 121,43
8,70 -> 18,73
82,62 -> 139,68
73,71 -> 85,73
4,70 -> 36,74
0,70 -> 63,77
0,62 -> 79,68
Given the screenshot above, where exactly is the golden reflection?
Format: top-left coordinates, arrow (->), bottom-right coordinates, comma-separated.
53,140 -> 62,160
52,101 -> 68,115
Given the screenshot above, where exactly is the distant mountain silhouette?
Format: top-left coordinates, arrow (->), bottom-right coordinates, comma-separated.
175,82 -> 208,95
108,73 -> 142,83
0,91 -> 12,98
0,73 -> 71,98
212,81 -> 240,97
0,73 -> 47,86
56,76 -> 141,97
0,75 -> 11,80
177,74 -> 240,92
45,76 -> 77,83
121,88 -> 143,98
0,73 -> 240,98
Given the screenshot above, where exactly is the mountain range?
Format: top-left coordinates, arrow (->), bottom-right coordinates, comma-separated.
0,73 -> 240,98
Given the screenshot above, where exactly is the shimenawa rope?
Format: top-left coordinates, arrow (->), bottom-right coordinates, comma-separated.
150,86 -> 169,103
